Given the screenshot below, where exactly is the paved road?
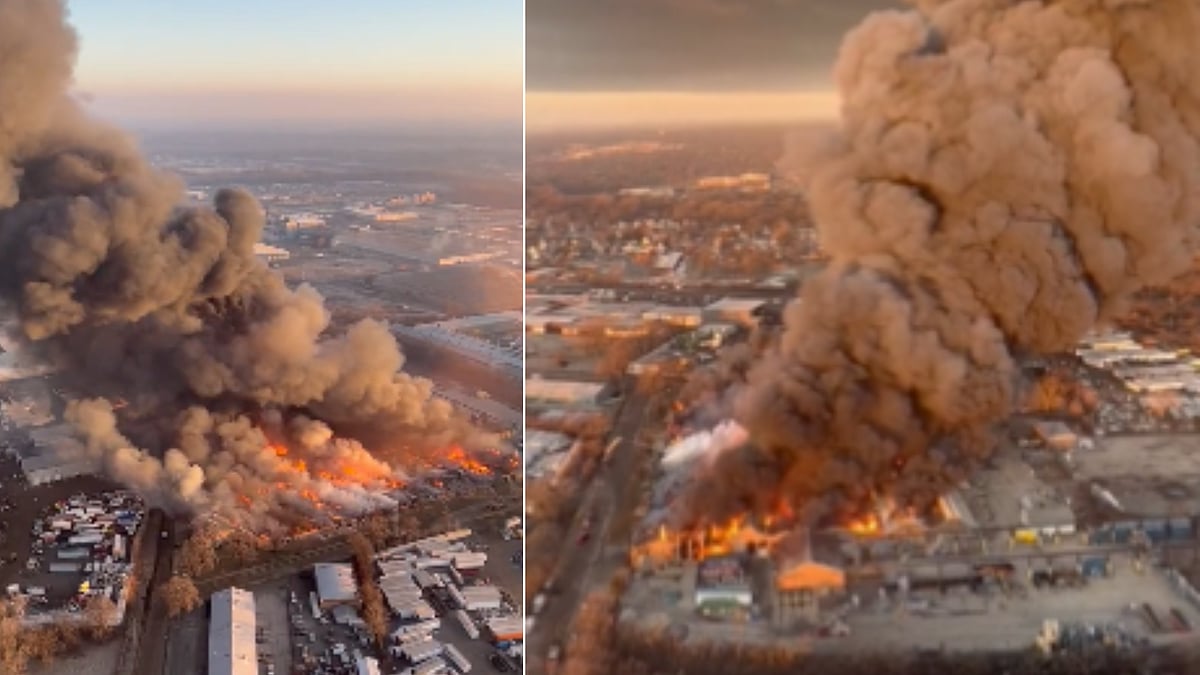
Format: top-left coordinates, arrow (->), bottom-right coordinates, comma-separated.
529,281 -> 796,305
527,380 -> 662,674
128,511 -> 176,675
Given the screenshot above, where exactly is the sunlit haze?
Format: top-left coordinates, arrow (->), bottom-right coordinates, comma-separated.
526,0 -> 898,129
67,0 -> 523,130
526,90 -> 840,131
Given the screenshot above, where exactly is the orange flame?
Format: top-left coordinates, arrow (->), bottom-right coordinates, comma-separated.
845,513 -> 881,537
445,446 -> 491,475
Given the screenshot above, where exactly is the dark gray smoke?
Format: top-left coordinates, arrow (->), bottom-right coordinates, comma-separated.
685,0 -> 1200,525
0,1 -> 498,532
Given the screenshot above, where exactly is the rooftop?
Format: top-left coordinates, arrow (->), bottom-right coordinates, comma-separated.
314,563 -> 359,605
208,587 -> 258,675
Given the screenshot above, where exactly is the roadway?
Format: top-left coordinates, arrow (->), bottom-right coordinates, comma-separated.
527,378 -> 664,674
528,280 -> 797,304
124,511 -> 176,675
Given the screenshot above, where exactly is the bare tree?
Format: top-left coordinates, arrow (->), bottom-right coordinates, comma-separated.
160,575 -> 202,618
83,596 -> 119,639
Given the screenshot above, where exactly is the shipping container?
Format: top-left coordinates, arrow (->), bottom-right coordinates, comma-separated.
68,533 -> 103,546
1169,518 -> 1194,541
1012,529 -> 1039,545
444,644 -> 471,672
447,586 -> 466,610
454,610 -> 479,639
414,570 -> 440,590
57,548 -> 89,560
412,656 -> 448,675
400,639 -> 444,664
48,562 -> 81,574
1081,556 -> 1111,578
1144,520 -> 1169,543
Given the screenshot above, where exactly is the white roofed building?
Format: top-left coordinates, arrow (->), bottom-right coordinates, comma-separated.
314,563 -> 359,609
209,587 -> 257,675
525,378 -> 606,407
252,242 -> 290,263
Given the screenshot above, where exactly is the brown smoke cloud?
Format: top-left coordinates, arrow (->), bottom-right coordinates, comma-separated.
0,1 -> 499,532
684,0 -> 1200,525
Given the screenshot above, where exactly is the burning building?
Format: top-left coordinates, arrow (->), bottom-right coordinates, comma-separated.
0,1 -> 506,534
674,0 -> 1200,527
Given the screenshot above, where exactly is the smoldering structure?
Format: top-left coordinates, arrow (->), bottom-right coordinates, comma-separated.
682,0 -> 1200,525
0,1 -> 497,533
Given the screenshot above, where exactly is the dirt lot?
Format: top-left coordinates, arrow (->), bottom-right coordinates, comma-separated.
829,561 -> 1200,654
1074,434 -> 1200,516
28,639 -> 122,675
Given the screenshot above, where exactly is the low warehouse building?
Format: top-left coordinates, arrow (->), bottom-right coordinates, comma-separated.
314,563 -> 359,609
209,587 -> 258,675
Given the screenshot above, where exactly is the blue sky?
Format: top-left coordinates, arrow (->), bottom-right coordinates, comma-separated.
67,0 -> 523,127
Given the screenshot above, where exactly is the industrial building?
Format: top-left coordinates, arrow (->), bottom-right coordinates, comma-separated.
209,587 -> 258,675
1033,421 -> 1078,451
314,563 -> 359,609
433,388 -> 522,433
19,424 -> 99,486
703,297 -> 767,328
355,655 -> 382,675
392,324 -> 521,375
694,556 -> 753,617
252,242 -> 290,263
525,378 -> 606,407
524,430 -> 574,481
771,536 -> 847,627
0,350 -> 57,382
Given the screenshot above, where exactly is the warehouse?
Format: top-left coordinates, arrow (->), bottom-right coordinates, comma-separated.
209,587 -> 258,675
19,424 -> 100,486
355,655 -> 382,675
314,563 -> 359,609
524,378 -> 606,406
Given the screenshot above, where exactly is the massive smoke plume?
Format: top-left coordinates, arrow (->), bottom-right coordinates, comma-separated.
0,1 -> 499,532
684,0 -> 1200,525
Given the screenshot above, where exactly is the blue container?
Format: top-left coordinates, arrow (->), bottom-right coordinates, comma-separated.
1081,556 -> 1109,578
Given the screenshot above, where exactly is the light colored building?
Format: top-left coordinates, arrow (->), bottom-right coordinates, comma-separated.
525,378 -> 605,406
525,430 -> 574,481
314,563 -> 359,609
433,388 -> 521,431
252,242 -> 290,263
209,587 -> 258,675
1033,421 -> 1077,451
375,211 -> 417,223
20,424 -> 99,486
284,213 -> 326,231
0,350 -> 57,382
703,298 -> 766,328
356,655 -> 383,675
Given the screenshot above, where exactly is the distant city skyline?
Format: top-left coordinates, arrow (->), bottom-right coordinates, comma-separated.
68,0 -> 523,129
526,0 -> 898,129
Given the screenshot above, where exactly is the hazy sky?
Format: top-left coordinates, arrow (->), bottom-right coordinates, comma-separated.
526,0 -> 899,129
68,0 -> 523,129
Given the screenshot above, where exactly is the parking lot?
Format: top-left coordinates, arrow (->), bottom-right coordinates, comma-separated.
160,516 -> 524,675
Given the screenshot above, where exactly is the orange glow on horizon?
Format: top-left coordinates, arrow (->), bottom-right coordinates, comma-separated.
526,90 -> 841,131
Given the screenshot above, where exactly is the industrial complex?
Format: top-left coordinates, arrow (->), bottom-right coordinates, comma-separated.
611,328 -> 1200,657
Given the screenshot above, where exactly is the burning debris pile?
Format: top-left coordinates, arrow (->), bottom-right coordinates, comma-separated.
685,0 -> 1200,527
0,0 -> 502,533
